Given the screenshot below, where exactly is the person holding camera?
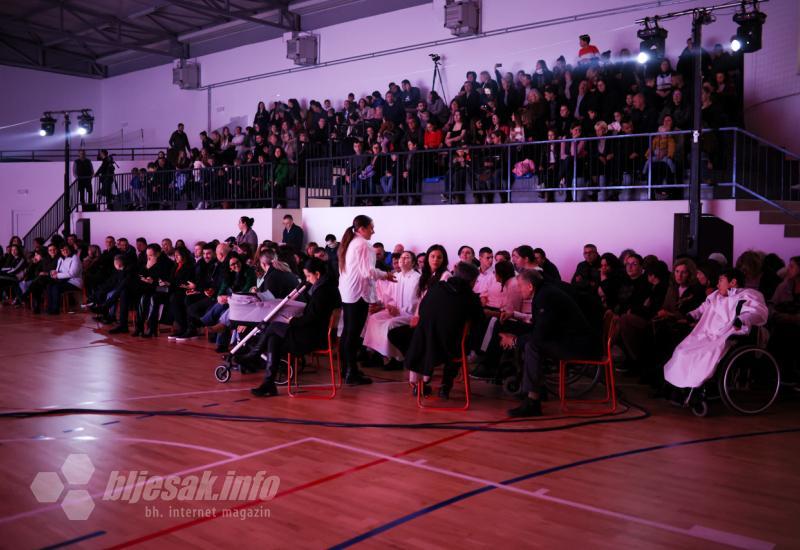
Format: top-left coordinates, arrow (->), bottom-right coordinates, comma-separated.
95,149 -> 117,210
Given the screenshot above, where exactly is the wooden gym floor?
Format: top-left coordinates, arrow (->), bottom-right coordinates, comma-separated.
0,308 -> 798,550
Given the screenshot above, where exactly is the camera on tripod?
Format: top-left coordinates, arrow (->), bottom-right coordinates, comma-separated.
429,53 -> 441,63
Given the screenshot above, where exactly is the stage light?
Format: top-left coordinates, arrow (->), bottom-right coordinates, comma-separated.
39,114 -> 56,137
637,17 -> 668,61
730,37 -> 742,52
637,51 -> 649,64
732,4 -> 766,53
77,110 -> 94,135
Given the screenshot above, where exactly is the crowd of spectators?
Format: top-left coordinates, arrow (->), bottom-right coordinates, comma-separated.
72,35 -> 744,210
2,211 -> 797,414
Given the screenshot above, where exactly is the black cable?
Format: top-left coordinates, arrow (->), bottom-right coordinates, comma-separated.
0,396 -> 651,433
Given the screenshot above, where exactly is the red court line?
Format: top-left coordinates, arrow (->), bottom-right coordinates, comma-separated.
106,421 -> 500,549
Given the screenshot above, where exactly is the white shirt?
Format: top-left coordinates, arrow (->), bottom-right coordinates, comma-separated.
55,254 -> 83,289
474,266 -> 495,296
487,277 -> 522,313
383,269 -> 421,315
338,235 -> 389,304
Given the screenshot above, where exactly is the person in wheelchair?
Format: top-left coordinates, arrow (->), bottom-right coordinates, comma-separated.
502,269 -> 600,417
663,268 -> 768,394
247,257 -> 342,397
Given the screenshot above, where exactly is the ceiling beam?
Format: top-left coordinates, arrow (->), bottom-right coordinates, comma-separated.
0,21 -> 177,58
162,0 -> 296,30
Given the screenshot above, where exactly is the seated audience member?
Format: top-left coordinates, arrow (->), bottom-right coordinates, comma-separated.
457,245 -> 479,268
511,245 -> 540,273
165,247 -> 196,337
617,259 -> 669,375
495,250 -> 511,264
97,255 -> 135,330
571,243 -> 601,293
362,251 -> 421,368
22,244 -> 60,313
768,256 -> 800,382
663,268 -> 768,392
0,244 -> 26,297
696,260 -> 721,296
405,262 -> 484,399
41,243 -> 82,314
736,250 -> 781,301
647,258 -> 706,385
502,269 -> 599,417
388,244 -> 451,358
82,245 -> 103,299
474,247 -> 495,297
249,258 -> 342,397
254,249 -> 300,298
204,254 -> 256,352
597,252 -> 624,312
533,248 -> 561,281
236,216 -> 259,251
616,253 -> 649,315
134,243 -> 174,337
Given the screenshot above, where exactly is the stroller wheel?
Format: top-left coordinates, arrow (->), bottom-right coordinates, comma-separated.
214,365 -> 231,383
502,376 -> 521,397
691,400 -> 709,417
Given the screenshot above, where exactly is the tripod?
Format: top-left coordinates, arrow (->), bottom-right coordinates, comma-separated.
431,59 -> 448,105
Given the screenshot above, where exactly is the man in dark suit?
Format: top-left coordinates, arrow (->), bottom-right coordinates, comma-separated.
281,214 -> 304,252
250,258 -> 341,396
504,270 -> 599,417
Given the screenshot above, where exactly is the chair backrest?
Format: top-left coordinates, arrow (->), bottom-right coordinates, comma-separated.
602,310 -> 618,360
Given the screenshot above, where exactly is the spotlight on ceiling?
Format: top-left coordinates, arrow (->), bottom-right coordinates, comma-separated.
637,17 -> 668,61
39,114 -> 56,137
730,36 -> 742,52
732,3 -> 767,53
77,110 -> 94,135
637,51 -> 650,64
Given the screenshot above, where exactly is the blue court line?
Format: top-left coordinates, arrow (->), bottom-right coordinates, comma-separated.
233,398 -> 250,403
39,530 -> 106,549
135,414 -> 155,419
101,420 -> 120,426
329,427 -> 800,549
201,403 -> 219,408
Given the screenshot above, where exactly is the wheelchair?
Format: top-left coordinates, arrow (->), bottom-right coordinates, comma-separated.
679,328 -> 781,417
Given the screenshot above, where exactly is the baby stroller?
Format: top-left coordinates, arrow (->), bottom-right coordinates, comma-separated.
213,282 -> 309,383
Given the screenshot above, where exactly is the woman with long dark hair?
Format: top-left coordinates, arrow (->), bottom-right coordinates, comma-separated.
338,215 -> 395,384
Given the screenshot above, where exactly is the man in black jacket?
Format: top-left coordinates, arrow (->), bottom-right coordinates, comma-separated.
251,258 -> 342,397
281,214 -> 304,252
504,270 -> 599,417
73,149 -> 94,208
258,249 -> 300,299
405,262 -> 484,398
168,123 -> 191,162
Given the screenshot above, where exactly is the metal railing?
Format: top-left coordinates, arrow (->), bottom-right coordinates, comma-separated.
303,127 -> 800,209
73,163 -> 301,212
23,179 -> 79,251
0,146 -> 165,162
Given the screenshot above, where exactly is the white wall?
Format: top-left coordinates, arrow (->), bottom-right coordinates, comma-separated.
742,0 -> 800,153
75,200 -> 798,275
0,160 -> 143,246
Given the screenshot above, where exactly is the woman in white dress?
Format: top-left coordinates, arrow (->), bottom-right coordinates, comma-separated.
363,251 -> 421,366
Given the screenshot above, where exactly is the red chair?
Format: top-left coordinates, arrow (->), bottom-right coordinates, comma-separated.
417,323 -> 471,411
559,312 -> 618,415
288,308 -> 342,399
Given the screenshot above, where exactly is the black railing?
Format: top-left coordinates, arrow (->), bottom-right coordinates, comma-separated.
0,147 -> 165,162
23,179 -> 79,251
74,163 -> 301,211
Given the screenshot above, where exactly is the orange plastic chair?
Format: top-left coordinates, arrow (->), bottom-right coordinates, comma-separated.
559,312 -> 617,415
417,323 -> 471,411
288,308 -> 342,399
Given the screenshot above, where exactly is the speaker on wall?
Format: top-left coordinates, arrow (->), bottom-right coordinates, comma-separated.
673,214 -> 733,263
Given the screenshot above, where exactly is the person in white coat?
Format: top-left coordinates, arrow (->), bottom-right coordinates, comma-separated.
362,251 -> 421,366
338,214 -> 395,384
47,243 -> 83,314
664,268 -> 768,390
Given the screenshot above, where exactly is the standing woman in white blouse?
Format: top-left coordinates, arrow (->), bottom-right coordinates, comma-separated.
338,215 -> 395,384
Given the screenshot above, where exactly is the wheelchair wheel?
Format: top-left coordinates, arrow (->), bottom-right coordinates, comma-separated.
274,360 -> 292,386
545,362 -> 602,398
214,365 -> 231,383
502,375 -> 521,397
718,346 -> 780,415
691,399 -> 709,417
